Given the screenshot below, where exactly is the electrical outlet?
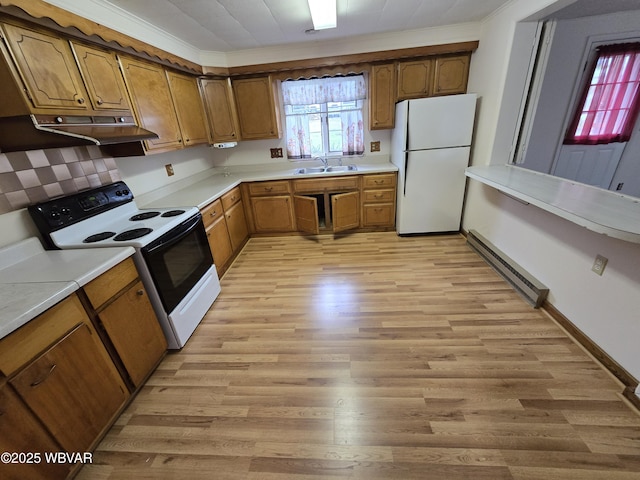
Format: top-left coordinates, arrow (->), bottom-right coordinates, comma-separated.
591,254 -> 608,276
370,141 -> 380,152
165,164 -> 174,176
270,148 -> 283,158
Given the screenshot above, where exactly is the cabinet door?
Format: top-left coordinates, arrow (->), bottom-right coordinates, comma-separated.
71,42 -> 131,112
206,215 -> 233,276
119,56 -> 182,153
0,384 -> 70,480
397,59 -> 433,100
97,281 -> 167,387
251,196 -> 295,232
332,191 -> 360,232
10,323 -> 128,453
232,76 -> 281,140
294,195 -> 320,235
200,77 -> 240,142
225,200 -> 249,252
1,23 -> 89,111
166,71 -> 209,147
369,63 -> 396,130
432,54 -> 470,96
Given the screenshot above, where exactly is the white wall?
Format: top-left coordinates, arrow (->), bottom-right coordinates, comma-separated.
464,0 -> 640,381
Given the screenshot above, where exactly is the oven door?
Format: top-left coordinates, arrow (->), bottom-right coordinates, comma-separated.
141,213 -> 213,313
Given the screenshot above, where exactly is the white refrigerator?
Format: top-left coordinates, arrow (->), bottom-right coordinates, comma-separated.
391,94 -> 477,234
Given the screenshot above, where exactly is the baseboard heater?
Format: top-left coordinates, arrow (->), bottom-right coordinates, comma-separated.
467,230 -> 549,308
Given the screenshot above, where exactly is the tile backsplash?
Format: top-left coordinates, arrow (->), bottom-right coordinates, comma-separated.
0,146 -> 121,214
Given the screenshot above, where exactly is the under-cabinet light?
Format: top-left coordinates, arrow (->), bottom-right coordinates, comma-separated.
307,0 -> 337,30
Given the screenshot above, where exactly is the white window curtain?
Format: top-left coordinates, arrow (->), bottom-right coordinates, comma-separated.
282,75 -> 366,158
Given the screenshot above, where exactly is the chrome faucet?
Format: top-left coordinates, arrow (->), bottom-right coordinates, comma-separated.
316,156 -> 329,168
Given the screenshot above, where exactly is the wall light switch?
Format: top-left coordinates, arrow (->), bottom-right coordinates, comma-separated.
165,164 -> 174,176
270,148 -> 283,158
370,141 -> 380,152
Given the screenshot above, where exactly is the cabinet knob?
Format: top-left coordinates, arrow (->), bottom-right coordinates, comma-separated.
210,211 -> 217,217
96,98 -> 104,105
136,289 -> 145,296
30,364 -> 57,387
77,97 -> 85,104
265,187 -> 273,192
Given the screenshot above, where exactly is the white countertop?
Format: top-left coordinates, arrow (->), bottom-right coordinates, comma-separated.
0,238 -> 135,340
466,165 -> 640,244
137,160 -> 398,210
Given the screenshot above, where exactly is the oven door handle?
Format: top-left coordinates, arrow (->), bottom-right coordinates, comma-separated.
142,213 -> 203,255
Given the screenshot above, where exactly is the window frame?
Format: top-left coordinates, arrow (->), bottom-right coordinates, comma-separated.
564,42 -> 640,145
281,75 -> 366,161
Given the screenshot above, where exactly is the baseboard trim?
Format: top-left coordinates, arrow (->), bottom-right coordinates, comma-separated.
543,301 -> 640,410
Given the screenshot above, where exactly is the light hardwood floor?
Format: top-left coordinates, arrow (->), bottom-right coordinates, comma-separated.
78,232 -> 640,479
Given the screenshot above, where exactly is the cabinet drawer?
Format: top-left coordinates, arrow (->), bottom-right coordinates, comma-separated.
292,176 -> 359,193
0,295 -> 87,377
84,257 -> 138,309
362,174 -> 396,189
363,189 -> 395,203
221,186 -> 242,210
362,203 -> 396,227
201,198 -> 224,228
248,180 -> 291,196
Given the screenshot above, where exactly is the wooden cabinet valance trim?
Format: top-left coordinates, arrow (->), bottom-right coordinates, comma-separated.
206,41 -> 479,78
0,0 -> 203,74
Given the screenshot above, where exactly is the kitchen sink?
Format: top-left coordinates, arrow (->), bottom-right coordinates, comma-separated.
294,165 -> 358,175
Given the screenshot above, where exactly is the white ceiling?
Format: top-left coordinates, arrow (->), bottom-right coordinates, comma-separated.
102,0 -> 513,52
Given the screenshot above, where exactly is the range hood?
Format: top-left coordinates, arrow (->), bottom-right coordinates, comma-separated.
0,114 -> 159,153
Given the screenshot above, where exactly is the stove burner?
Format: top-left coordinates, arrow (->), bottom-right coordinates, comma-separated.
130,211 -> 160,221
161,209 -> 186,217
83,231 -> 116,243
113,228 -> 153,241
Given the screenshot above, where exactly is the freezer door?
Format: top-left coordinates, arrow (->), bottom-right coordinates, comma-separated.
407,94 -> 476,150
396,147 -> 470,234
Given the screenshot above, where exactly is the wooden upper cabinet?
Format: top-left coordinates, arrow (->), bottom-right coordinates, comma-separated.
432,54 -> 471,96
397,59 -> 433,101
70,41 -> 131,112
1,22 -> 89,111
232,76 -> 281,140
200,77 -> 240,143
369,63 -> 396,130
166,70 -> 209,147
119,55 -> 183,153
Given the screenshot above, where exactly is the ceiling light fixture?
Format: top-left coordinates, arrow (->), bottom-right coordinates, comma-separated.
307,0 -> 337,30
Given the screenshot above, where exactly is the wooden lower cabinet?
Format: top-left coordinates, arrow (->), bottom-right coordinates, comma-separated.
361,173 -> 397,229
95,280 -> 167,387
207,214 -> 233,276
248,173 -> 395,235
251,195 -> 295,232
10,322 -> 128,453
82,257 -> 167,389
225,200 -> 249,250
201,187 -> 249,277
0,384 -> 70,480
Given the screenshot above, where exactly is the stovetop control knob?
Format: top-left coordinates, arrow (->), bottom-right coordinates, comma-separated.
49,210 -> 60,219
55,116 -> 63,124
60,207 -> 71,215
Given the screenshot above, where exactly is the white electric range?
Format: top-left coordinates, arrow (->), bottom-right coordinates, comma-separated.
28,181 -> 220,349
